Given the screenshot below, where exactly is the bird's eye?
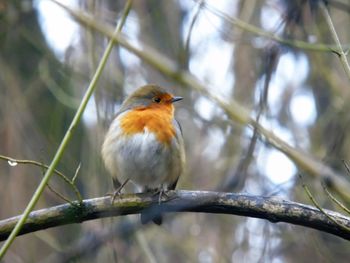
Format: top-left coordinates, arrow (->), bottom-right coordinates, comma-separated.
153,97 -> 161,103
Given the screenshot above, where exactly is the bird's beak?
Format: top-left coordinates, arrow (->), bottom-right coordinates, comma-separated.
171,96 -> 183,103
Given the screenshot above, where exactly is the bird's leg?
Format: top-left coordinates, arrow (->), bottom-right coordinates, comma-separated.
157,185 -> 171,204
158,188 -> 164,204
145,186 -> 171,204
110,178 -> 130,203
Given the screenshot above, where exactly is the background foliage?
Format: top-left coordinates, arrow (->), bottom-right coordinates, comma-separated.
1,0 -> 350,262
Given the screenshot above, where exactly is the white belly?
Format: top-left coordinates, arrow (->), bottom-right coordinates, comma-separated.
102,118 -> 181,190
116,131 -> 173,187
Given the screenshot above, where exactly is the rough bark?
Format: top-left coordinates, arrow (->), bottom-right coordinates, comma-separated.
0,190 -> 349,242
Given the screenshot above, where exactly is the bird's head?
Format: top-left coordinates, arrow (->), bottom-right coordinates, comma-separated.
121,85 -> 182,113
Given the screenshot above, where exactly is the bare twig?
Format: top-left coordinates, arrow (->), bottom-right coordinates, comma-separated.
46,184 -> 75,205
320,2 -> 350,81
322,183 -> 350,215
299,175 -> 350,232
72,163 -> 81,184
199,0 -> 348,53
0,154 -> 82,203
184,0 -> 204,55
342,160 -> 350,176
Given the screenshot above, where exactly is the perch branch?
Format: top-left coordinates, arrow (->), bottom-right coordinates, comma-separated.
0,191 -> 350,241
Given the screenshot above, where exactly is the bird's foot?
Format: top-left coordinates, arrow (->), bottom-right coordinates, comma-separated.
149,188 -> 170,204
109,179 -> 130,204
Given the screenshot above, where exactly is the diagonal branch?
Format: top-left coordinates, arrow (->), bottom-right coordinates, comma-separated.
200,1 -> 346,53
0,191 -> 350,241
320,2 -> 350,81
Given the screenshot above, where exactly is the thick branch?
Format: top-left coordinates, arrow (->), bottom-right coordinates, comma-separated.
0,191 -> 349,241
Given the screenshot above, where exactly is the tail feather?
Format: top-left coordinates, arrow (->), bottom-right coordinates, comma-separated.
140,211 -> 162,225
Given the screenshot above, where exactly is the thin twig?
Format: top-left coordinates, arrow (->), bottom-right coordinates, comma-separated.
200,0 -> 347,53
46,184 -> 75,205
0,156 -> 75,204
320,2 -> 350,81
0,154 -> 82,203
322,182 -> 350,215
184,0 -> 203,55
342,160 -> 350,177
72,163 -> 81,184
0,155 -> 71,184
299,175 -> 350,232
36,157 -> 76,205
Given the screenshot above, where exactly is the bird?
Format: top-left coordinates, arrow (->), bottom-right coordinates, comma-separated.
101,84 -> 185,224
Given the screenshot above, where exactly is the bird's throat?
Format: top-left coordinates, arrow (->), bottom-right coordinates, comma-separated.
120,107 -> 176,145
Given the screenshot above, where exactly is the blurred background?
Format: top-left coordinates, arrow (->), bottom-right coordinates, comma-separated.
1,0 -> 350,262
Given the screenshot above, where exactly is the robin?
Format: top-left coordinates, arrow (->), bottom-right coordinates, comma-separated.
101,84 -> 185,224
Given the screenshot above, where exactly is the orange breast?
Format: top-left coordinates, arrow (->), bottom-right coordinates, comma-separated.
119,105 -> 176,145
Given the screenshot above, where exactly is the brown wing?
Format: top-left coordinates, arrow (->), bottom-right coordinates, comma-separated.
168,119 -> 185,190
105,109 -> 125,191
168,177 -> 179,190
